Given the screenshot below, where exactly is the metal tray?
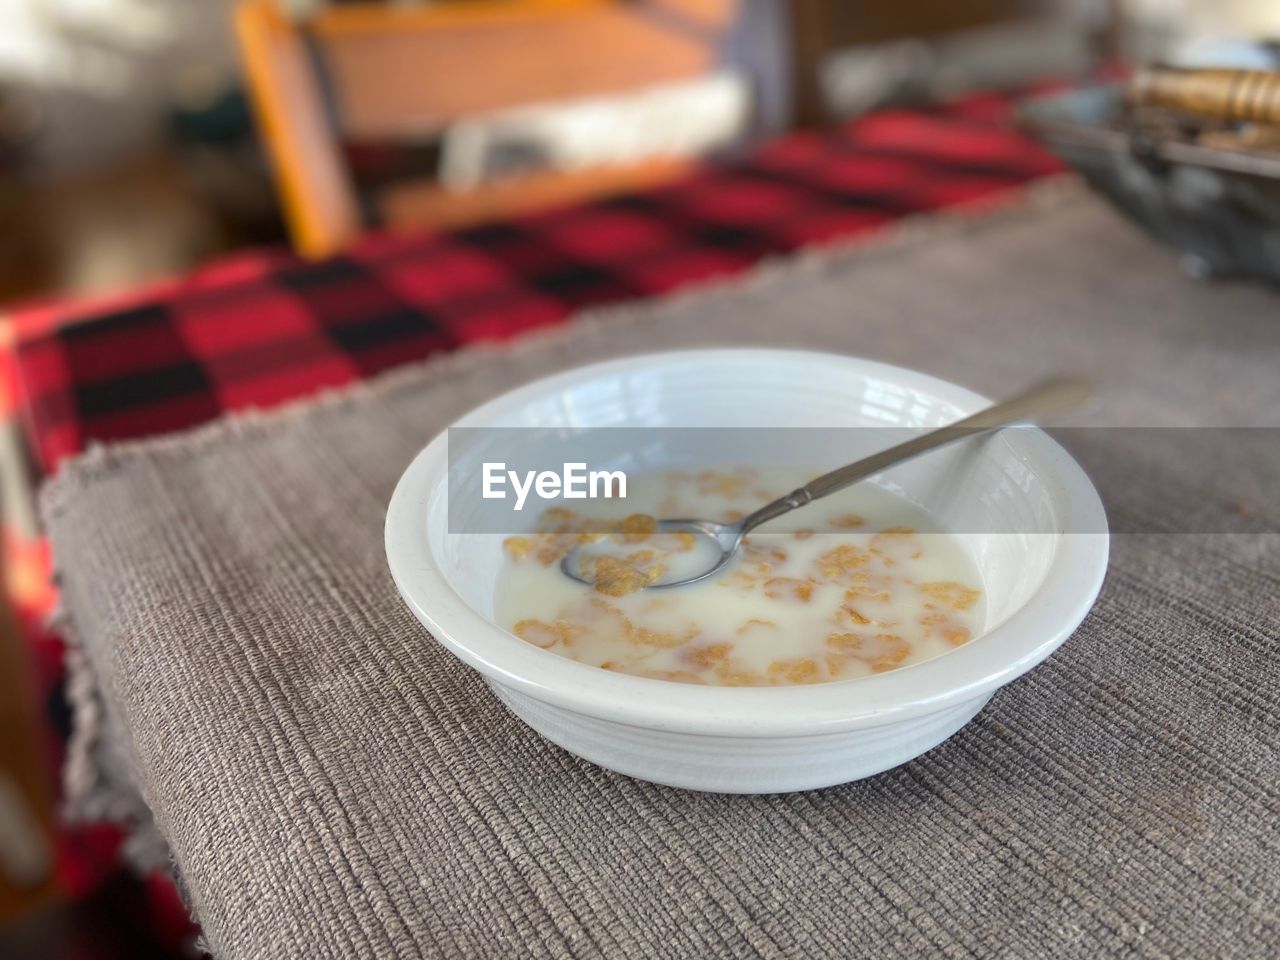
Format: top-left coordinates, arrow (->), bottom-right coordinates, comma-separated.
1018,85 -> 1280,285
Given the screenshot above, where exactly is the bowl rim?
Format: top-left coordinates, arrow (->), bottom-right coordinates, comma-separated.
385,348 -> 1109,737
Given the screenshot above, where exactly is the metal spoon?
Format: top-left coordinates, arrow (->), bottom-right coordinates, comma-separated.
561,376 -> 1091,590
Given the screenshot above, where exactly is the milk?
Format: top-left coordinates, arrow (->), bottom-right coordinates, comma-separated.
495,468 -> 984,686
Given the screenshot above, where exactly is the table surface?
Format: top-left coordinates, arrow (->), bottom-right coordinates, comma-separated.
7,91 -> 1061,475
0,90 -> 1064,921
44,187 -> 1280,959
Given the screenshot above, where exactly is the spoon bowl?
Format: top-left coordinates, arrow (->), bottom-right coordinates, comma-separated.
560,518 -> 743,588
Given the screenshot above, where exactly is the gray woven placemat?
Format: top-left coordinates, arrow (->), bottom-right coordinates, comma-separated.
45,183 -> 1279,959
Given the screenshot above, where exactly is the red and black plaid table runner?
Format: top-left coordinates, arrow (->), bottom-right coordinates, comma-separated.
8,92 -> 1062,474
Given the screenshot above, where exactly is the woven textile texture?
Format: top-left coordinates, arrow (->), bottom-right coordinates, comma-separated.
45,186 -> 1279,959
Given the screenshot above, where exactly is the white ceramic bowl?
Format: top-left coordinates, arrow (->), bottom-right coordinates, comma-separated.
385,350 -> 1108,793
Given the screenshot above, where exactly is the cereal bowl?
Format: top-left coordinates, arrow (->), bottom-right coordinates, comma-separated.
385,349 -> 1108,793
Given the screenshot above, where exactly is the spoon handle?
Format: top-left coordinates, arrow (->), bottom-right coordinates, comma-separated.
739,377 -> 1092,533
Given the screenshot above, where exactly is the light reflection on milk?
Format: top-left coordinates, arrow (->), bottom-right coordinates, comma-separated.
495,467 -> 985,686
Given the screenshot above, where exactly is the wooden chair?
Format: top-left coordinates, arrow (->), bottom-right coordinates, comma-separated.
235,0 -> 754,257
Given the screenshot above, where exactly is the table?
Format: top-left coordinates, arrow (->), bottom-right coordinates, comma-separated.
42,186 -> 1280,958
1,89 -> 1063,941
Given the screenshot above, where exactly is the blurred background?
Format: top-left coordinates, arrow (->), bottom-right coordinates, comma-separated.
0,1 -> 1276,957
0,0 -> 1275,302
